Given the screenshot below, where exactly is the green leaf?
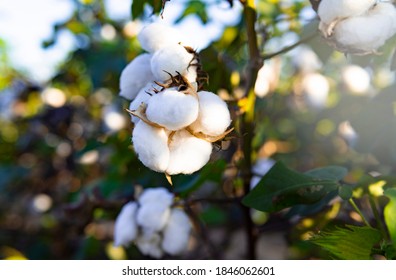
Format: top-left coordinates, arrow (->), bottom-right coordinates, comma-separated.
131,0 -> 145,19
242,162 -> 339,212
310,225 -> 382,260
384,188 -> 396,248
305,166 -> 348,181
338,184 -> 353,200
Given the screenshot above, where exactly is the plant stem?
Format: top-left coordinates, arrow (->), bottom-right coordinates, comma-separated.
240,0 -> 262,260
368,196 -> 389,239
349,198 -> 371,228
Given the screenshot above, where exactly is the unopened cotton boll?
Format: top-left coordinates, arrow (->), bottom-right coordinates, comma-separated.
330,3 -> 396,54
162,208 -> 192,255
132,121 -> 170,172
318,0 -> 376,36
138,187 -> 174,208
136,203 -> 171,233
138,23 -> 181,53
189,91 -> 231,136
151,44 -> 194,82
119,53 -> 155,100
136,230 -> 164,259
146,88 -> 199,131
113,202 -> 138,247
166,130 -> 213,175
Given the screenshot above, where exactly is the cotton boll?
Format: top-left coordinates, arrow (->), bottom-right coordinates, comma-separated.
119,53 -> 155,100
331,3 -> 396,54
138,23 -> 181,53
301,73 -> 329,109
146,88 -> 199,131
136,230 -> 164,259
151,44 -> 194,82
162,208 -> 192,255
132,121 -> 170,172
136,203 -> 171,233
189,91 -> 231,136
166,130 -> 213,175
341,65 -> 371,95
318,0 -> 376,36
129,83 -> 161,123
138,187 -> 174,208
113,202 -> 138,247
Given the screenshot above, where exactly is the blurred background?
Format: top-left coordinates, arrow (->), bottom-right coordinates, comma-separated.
0,0 -> 395,259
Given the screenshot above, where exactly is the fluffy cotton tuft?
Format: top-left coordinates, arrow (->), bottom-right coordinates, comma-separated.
138,187 -> 174,207
119,53 -> 155,100
327,3 -> 396,54
137,23 -> 181,53
129,83 -> 162,123
132,121 -> 170,172
162,208 -> 192,255
318,0 -> 376,37
146,88 -> 199,131
189,91 -> 231,136
113,202 -> 138,247
166,130 -> 213,175
136,230 -> 164,259
136,203 -> 171,233
151,44 -> 194,81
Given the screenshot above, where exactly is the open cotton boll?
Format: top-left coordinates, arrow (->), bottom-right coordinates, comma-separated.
138,187 -> 174,208
136,230 -> 164,259
132,121 -> 170,172
162,208 -> 192,255
119,53 -> 155,100
331,3 -> 396,54
136,203 -> 171,232
151,44 -> 194,82
113,202 -> 138,247
318,0 -> 376,36
146,88 -> 199,131
189,91 -> 231,136
129,83 -> 161,123
166,130 -> 213,175
138,23 -> 181,53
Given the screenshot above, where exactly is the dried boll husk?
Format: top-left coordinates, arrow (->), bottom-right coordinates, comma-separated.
318,0 -> 376,37
166,129 -> 213,175
137,23 -> 181,53
145,87 -> 199,131
189,91 -> 231,137
329,3 -> 396,55
132,121 -> 170,172
162,208 -> 192,255
151,44 -> 195,82
119,53 -> 155,100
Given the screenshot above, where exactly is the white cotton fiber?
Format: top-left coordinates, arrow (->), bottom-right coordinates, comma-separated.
137,23 -> 181,53
184,57 -> 198,83
331,3 -> 396,54
119,53 -> 155,100
189,91 -> 231,136
161,208 -> 192,255
128,83 -> 161,123
150,44 -> 194,82
318,0 -> 376,36
138,187 -> 174,208
113,202 -> 138,247
136,230 -> 164,259
132,121 -> 170,172
136,202 -> 171,232
146,88 -> 199,131
166,130 -> 213,175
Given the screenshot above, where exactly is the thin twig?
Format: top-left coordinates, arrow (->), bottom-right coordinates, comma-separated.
349,198 -> 372,228
368,196 -> 389,239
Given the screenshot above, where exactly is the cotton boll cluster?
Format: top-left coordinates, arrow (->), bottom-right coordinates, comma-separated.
119,23 -> 232,177
113,187 -> 192,258
316,0 -> 396,55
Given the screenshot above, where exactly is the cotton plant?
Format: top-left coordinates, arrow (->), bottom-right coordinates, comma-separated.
113,187 -> 192,259
316,0 -> 396,55
119,23 -> 233,182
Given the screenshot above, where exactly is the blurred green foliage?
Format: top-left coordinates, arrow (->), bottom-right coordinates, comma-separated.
1,0 -> 396,260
